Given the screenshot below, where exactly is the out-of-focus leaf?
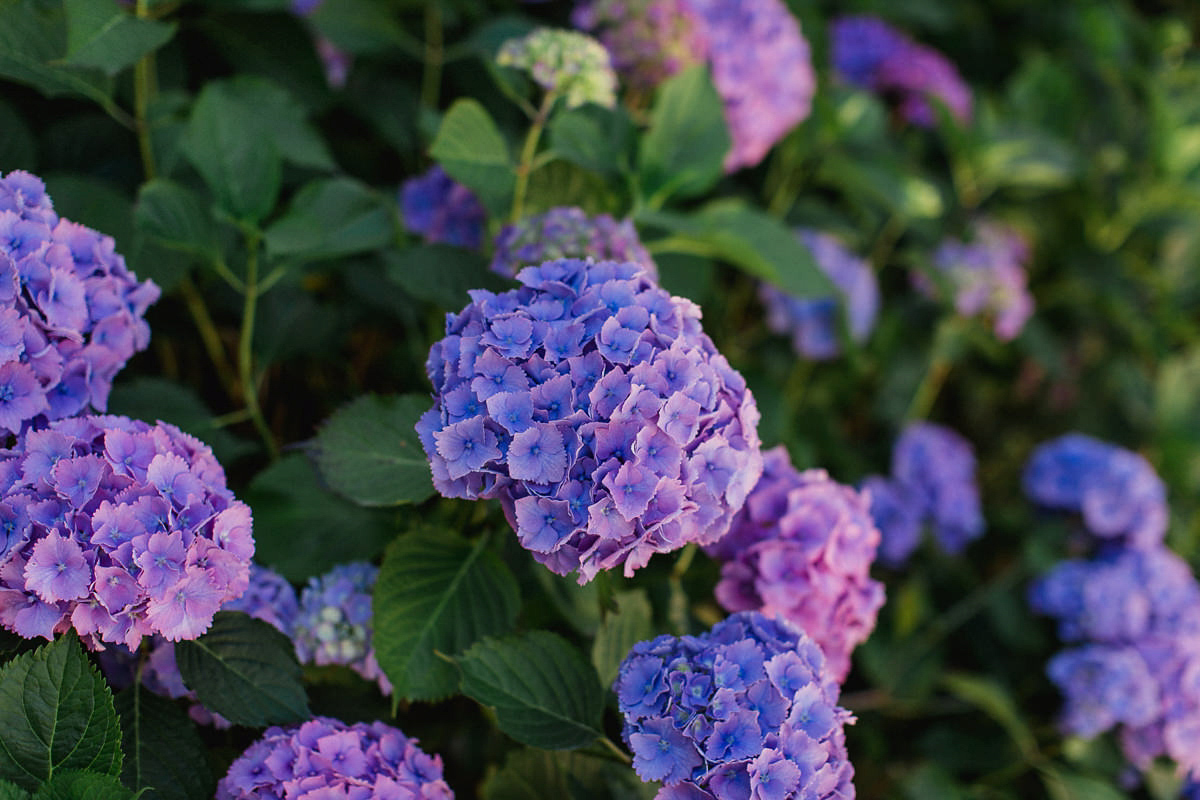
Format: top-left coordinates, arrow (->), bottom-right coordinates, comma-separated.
62,0 -> 175,77
549,104 -> 635,175
0,779 -> 28,800
265,178 -> 395,261
638,66 -> 730,204
976,127 -> 1080,191
0,0 -> 113,107
308,0 -> 411,56
384,245 -> 511,311
1040,767 -> 1127,800
429,99 -> 514,217
115,686 -> 213,800
816,153 -> 944,219
0,100 -> 36,171
941,673 -> 1036,758
134,179 -> 220,261
591,590 -> 653,689
42,173 -> 132,249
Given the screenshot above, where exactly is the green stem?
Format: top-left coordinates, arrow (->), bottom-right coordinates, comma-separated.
420,3 -> 443,110
178,277 -> 239,401
671,543 -> 698,580
905,318 -> 959,421
238,231 -> 279,461
133,0 -> 157,179
510,91 -> 557,223
596,736 -> 632,765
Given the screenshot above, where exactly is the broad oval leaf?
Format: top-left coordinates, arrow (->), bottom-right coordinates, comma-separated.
134,179 -> 220,261
115,686 -> 213,800
62,0 -> 175,77
264,177 -> 396,262
429,99 -> 514,217
638,66 -> 730,205
591,590 -> 654,690
375,529 -> 520,702
384,245 -> 511,311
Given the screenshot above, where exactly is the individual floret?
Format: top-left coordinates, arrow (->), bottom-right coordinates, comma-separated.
491,207 -> 657,279
217,716 -> 454,799
417,258 -> 763,584
400,166 -> 488,250
614,611 -> 855,798
0,415 -> 253,648
0,170 -> 160,435
496,28 -> 617,109
706,447 -> 885,682
293,561 -> 390,694
758,230 -> 879,360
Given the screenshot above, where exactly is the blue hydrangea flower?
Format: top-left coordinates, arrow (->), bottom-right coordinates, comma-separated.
400,166 -> 487,250
759,230 -> 879,361
217,716 -> 454,799
491,207 -> 657,280
0,171 -> 160,435
417,258 -> 763,584
614,611 -> 855,798
293,562 -> 390,694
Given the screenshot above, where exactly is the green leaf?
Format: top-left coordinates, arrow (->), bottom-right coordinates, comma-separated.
976,127 -> 1080,192
384,245 -> 511,311
62,0 -> 175,77
548,104 -> 634,175
134,179 -> 220,261
312,393 -> 435,507
1040,768 -> 1127,800
31,771 -> 134,800
175,611 -> 309,728
0,779 -> 29,800
638,66 -> 730,204
41,174 -> 132,250
244,454 -> 394,583
0,632 -> 122,791
815,153 -> 943,220
264,178 -> 396,262
308,0 -> 412,56
591,590 -> 653,689
457,631 -> 604,750
115,686 -> 213,800
429,99 -> 514,217
941,673 -> 1036,759
483,748 -> 652,800
0,0 -> 114,108
0,100 -> 36,172
375,529 -> 520,702
202,77 -> 335,171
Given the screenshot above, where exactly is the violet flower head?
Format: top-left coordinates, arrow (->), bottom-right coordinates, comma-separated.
293,561 -> 390,694
400,166 -> 487,250
706,446 -> 885,682
891,422 -> 983,555
571,0 -> 708,91
615,611 -> 856,798
491,207 -> 657,280
496,28 -> 617,110
0,415 -> 253,648
417,258 -> 763,584
226,563 -> 299,634
1023,433 -> 1167,549
759,230 -> 879,360
860,475 -> 923,568
217,716 -> 454,799
0,170 -> 160,436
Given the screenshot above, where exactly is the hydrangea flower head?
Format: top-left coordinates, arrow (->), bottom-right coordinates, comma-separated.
615,611 -> 855,798
417,258 -> 763,584
705,447 -> 885,682
759,230 -> 879,360
0,415 -> 252,648
1023,433 -> 1166,549
217,716 -> 454,799
400,166 -> 487,250
0,171 -> 160,435
571,0 -> 707,91
226,562 -> 299,634
293,561 -> 390,694
491,207 -> 657,280
496,28 -> 617,109
918,220 -> 1033,341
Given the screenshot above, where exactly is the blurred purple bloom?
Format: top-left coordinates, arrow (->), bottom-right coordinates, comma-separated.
571,0 -> 706,91
491,207 -> 657,280
294,562 -> 390,695
400,166 -> 487,249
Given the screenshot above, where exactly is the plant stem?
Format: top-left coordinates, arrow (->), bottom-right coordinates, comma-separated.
237,230 -> 279,460
178,277 -> 239,400
905,317 -> 959,421
596,736 -> 632,765
510,91 -> 557,223
134,0 -> 158,179
420,3 -> 443,110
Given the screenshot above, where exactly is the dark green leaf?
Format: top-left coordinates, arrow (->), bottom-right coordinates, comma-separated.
384,245 -> 511,310
591,590 -> 653,689
264,178 -> 396,261
312,393 -> 435,507
115,686 -> 213,800
62,0 -> 175,77
457,631 -> 604,750
0,632 -> 122,791
134,179 -> 220,261
548,104 -> 634,175
175,611 -> 309,728
0,0 -> 114,108
429,99 -> 514,217
638,66 -> 730,204
941,673 -> 1036,759
0,100 -> 36,171
482,748 -> 652,800
245,454 -> 393,583
375,529 -> 520,701
1040,768 -> 1127,800
308,0 -> 412,56
31,771 -> 134,800
201,77 -> 335,171
41,174 -> 132,250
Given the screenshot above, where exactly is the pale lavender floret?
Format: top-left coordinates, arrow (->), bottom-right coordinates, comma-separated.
0,171 -> 160,436
491,207 -> 657,280
418,258 -> 763,584
759,230 -> 878,361
614,611 -> 855,798
0,415 -> 253,649
400,166 -> 487,250
217,716 -> 454,799
293,561 -> 391,695
705,446 -> 885,682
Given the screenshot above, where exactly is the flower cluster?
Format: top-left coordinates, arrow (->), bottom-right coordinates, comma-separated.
705,446 -> 884,682
417,258 -> 763,584
400,166 -> 487,250
0,171 -> 160,436
217,716 -> 454,799
490,207 -> 657,280
574,0 -> 814,172
1023,433 -> 1166,549
293,561 -> 390,694
496,28 -> 617,110
918,220 -> 1034,341
863,422 -> 983,566
830,15 -> 971,127
615,611 -> 855,798
758,230 -> 879,360
0,415 -> 253,648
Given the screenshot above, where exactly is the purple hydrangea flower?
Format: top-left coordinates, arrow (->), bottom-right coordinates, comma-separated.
705,446 -> 885,682
830,15 -> 971,127
615,611 -> 856,798
400,166 -> 487,250
759,230 -> 879,361
0,415 -> 253,648
293,561 -> 390,694
491,207 -> 657,280
917,220 -> 1034,341
496,28 -> 617,110
570,0 -> 707,92
859,476 -> 923,568
1023,433 -> 1167,549
417,258 -> 763,584
0,171 -> 160,435
217,716 -> 454,799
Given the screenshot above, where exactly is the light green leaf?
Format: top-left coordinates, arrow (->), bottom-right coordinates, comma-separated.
429,98 -> 514,217
115,686 -> 213,800
62,0 -> 175,77
591,590 -> 653,690
264,178 -> 396,261
638,66 -> 730,204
